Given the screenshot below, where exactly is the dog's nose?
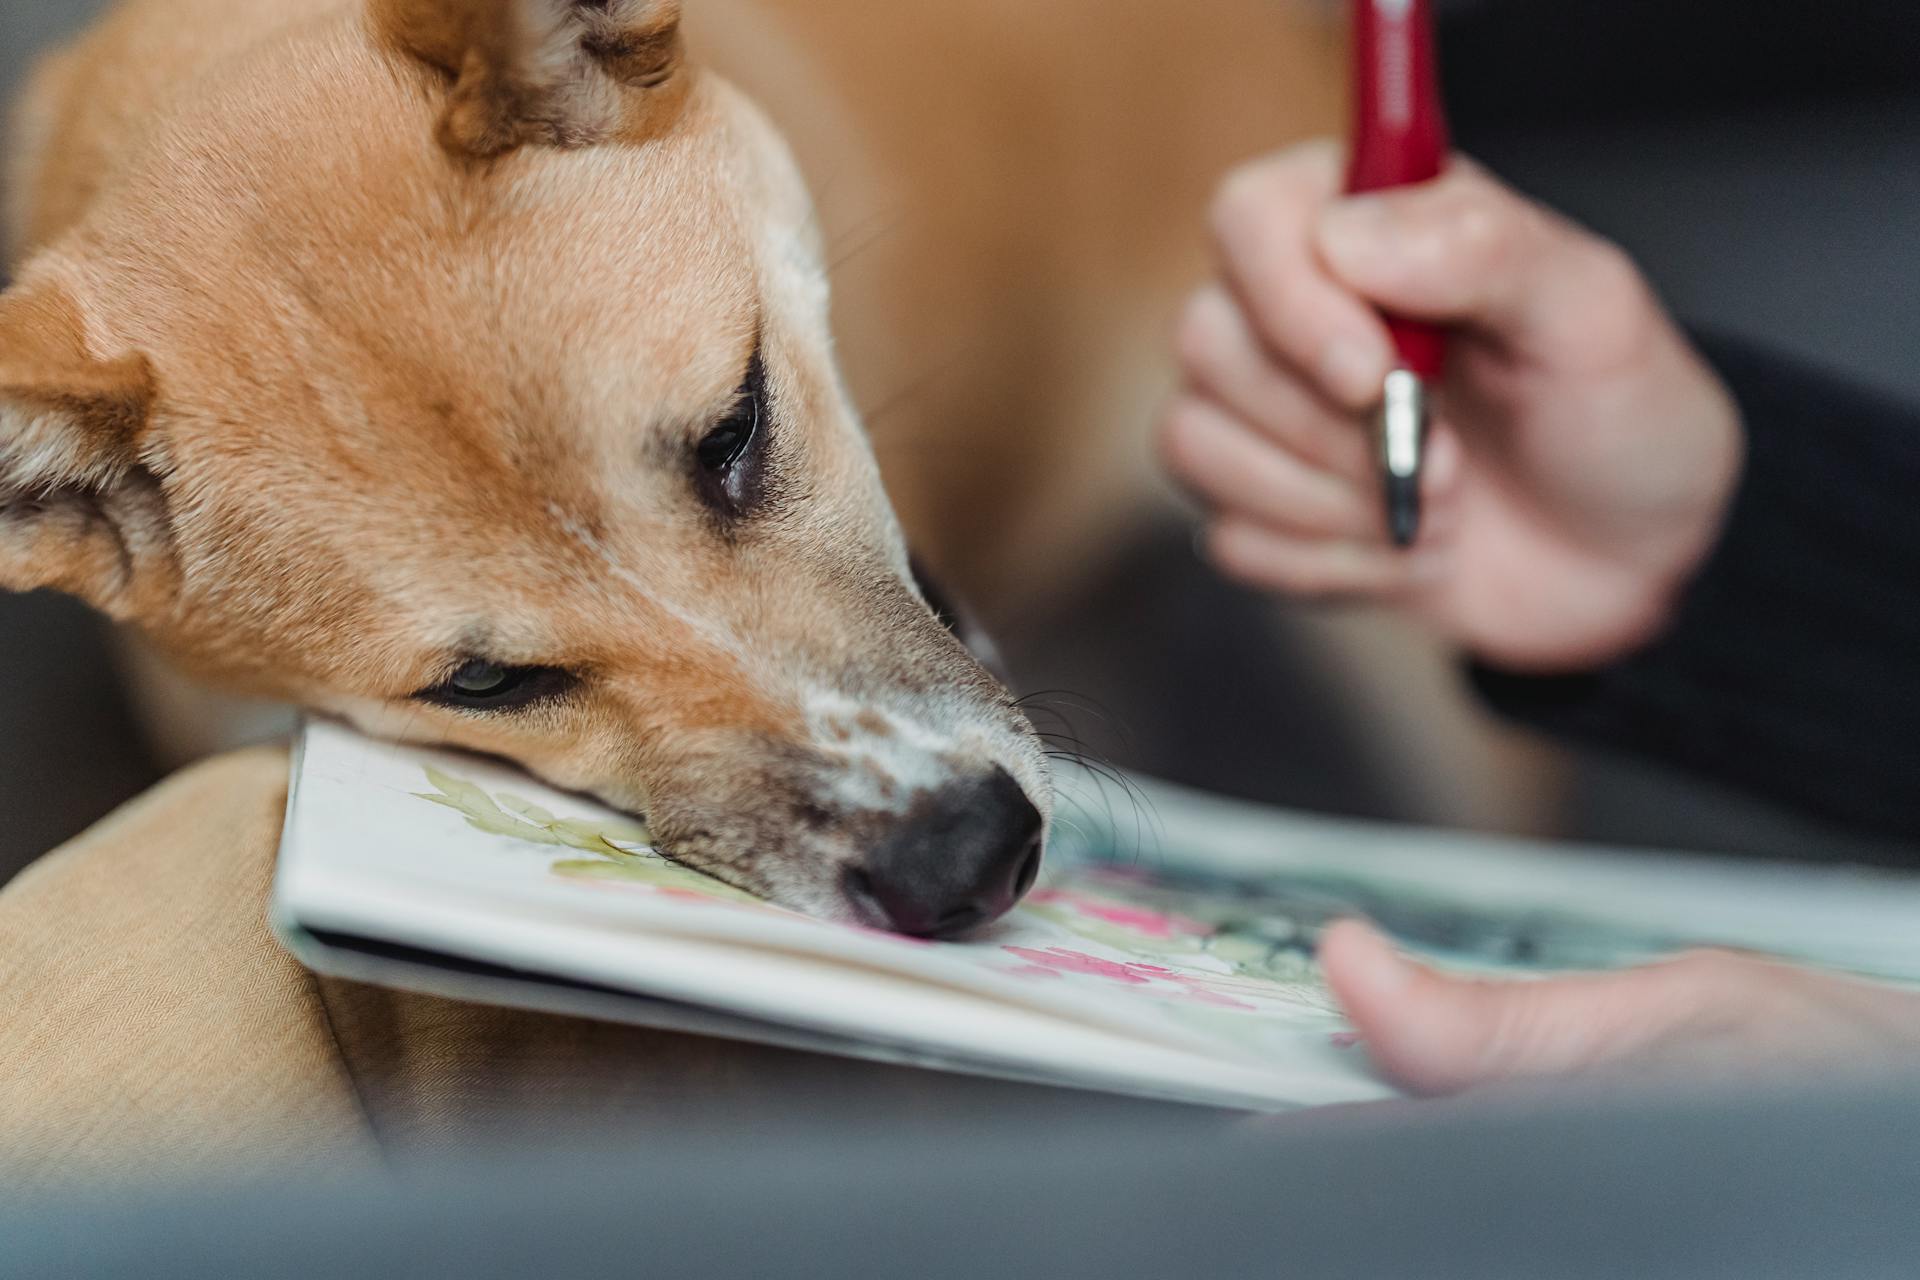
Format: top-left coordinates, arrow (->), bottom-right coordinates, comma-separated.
846,767 -> 1044,938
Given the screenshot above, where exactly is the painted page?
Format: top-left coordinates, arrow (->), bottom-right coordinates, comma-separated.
275,720 -> 1920,1111
274,721 -> 1394,1110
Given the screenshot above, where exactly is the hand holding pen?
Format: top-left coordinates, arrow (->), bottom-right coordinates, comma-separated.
1157,142 -> 1744,672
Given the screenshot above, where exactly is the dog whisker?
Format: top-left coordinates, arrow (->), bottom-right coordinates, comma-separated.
826,208 -> 906,274
1024,683 -> 1161,869
856,360 -> 960,439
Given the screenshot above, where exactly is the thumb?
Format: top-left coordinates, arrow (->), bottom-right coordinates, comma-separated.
1313,163 -> 1641,367
1317,919 -> 1693,1095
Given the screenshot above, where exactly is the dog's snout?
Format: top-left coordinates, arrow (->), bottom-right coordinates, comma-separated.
845,767 -> 1043,938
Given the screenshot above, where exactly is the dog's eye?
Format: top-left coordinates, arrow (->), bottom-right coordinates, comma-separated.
414,659 -> 575,711
449,659 -> 515,696
697,356 -> 763,474
692,349 -> 771,518
696,398 -> 757,473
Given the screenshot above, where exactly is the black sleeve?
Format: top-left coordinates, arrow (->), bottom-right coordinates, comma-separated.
1470,335 -> 1920,844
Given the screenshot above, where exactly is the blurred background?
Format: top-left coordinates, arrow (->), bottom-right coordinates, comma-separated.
2,0 -> 1916,886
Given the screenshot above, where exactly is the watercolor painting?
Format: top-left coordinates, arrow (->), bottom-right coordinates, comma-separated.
414,765 -> 761,905
288,723 -> 1920,1107
412,759 -> 1920,997
411,764 -> 1348,1032
1086,858 -> 1703,975
403,755 -> 1920,1062
999,876 -> 1343,1024
410,757 -> 1715,1043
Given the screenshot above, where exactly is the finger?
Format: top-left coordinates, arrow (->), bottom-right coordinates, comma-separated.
1204,520 -> 1443,600
1162,403 -> 1467,552
1314,161 -> 1650,367
1159,396 -> 1379,541
1208,140 -> 1398,410
1318,919 -> 1708,1096
1172,284 -> 1375,486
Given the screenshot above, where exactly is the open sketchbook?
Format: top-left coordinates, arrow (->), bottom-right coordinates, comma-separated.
273,720 -> 1920,1111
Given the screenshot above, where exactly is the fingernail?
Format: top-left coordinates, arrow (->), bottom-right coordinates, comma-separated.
1321,338 -> 1388,407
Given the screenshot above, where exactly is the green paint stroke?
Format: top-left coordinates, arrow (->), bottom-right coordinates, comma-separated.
413,765 -> 758,904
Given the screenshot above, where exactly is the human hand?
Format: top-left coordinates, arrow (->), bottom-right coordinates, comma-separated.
1159,141 -> 1744,671
1318,920 -> 1920,1095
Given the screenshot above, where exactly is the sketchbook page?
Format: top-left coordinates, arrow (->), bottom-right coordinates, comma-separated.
274,721 -> 1395,1109
1051,769 -> 1920,983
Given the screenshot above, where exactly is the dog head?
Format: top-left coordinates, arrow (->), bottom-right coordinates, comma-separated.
0,0 -> 1048,935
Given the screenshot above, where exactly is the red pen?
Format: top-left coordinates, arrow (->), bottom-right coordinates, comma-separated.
1346,0 -> 1450,547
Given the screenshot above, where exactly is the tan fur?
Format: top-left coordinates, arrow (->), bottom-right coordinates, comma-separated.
2,0 -> 1065,918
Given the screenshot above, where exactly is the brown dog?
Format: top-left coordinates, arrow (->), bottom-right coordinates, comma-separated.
1,0 -> 1084,937
4,0 -> 1358,929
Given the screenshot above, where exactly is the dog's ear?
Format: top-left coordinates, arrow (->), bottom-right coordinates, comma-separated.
373,0 -> 686,158
0,272 -> 177,623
